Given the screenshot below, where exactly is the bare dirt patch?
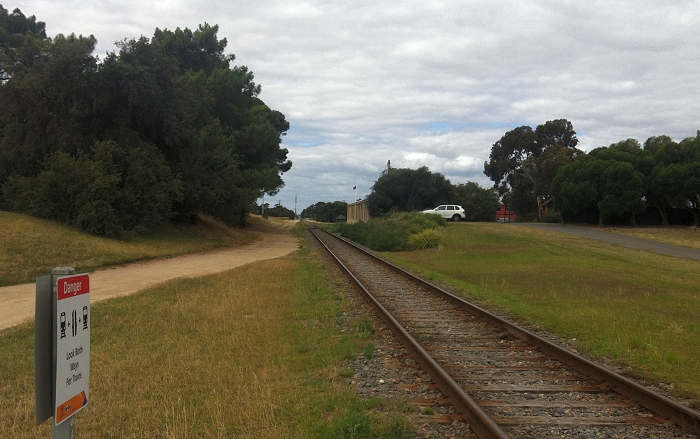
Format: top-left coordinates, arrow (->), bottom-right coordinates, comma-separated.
0,221 -> 299,330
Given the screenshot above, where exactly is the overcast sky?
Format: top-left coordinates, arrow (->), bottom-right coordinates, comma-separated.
9,0 -> 700,212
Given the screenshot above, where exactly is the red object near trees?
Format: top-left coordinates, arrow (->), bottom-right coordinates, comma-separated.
496,204 -> 517,222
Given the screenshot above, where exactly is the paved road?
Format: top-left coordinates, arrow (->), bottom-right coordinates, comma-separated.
512,223 -> 700,261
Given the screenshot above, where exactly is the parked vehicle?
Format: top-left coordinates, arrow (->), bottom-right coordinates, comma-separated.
421,205 -> 466,222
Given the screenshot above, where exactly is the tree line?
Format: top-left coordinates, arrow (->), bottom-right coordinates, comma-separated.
300,201 -> 348,223
333,119 -> 698,227
484,119 -> 700,226
364,165 -> 499,222
0,5 -> 291,236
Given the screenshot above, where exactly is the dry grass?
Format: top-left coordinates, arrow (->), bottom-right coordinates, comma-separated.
0,211 -> 264,286
0,252 -> 369,438
87,261 -> 301,439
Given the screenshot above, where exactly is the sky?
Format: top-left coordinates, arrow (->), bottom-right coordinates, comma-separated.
8,0 -> 700,213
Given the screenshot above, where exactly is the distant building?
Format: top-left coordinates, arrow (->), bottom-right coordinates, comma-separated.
347,199 -> 370,224
496,204 -> 516,222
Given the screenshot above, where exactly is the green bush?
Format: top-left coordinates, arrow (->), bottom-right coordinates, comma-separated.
1,141 -> 181,237
400,211 -> 447,231
335,221 -> 371,245
543,209 -> 563,223
408,228 -> 442,250
364,221 -> 408,251
335,212 -> 445,252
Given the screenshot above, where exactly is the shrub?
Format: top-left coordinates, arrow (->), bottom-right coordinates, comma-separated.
364,221 -> 408,251
335,221 -> 370,244
335,212 -> 445,252
1,141 -> 181,237
408,228 -> 442,250
543,209 -> 563,223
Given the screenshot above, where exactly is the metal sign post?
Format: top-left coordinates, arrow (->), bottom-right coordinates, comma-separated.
35,267 -> 90,439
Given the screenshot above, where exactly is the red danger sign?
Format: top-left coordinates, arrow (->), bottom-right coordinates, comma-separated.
57,274 -> 90,300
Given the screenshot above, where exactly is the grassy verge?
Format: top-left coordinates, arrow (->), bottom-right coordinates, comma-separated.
0,211 -> 263,286
382,223 -> 700,405
0,236 -> 412,438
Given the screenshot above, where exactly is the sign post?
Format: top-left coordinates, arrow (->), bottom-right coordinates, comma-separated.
36,267 -> 90,439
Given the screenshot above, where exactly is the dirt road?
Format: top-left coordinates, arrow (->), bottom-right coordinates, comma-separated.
1,229 -> 299,330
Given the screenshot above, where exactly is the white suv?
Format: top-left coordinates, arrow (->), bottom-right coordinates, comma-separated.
421,205 -> 466,222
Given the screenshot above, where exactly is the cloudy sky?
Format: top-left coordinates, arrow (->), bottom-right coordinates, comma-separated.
9,0 -> 700,212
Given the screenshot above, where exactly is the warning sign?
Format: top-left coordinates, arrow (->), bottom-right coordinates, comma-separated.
54,273 -> 90,425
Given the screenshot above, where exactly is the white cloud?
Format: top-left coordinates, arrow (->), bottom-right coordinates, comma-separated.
10,0 -> 700,211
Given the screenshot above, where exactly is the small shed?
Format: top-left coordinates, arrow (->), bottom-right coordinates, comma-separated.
496,204 -> 517,222
334,214 -> 347,223
347,199 -> 370,224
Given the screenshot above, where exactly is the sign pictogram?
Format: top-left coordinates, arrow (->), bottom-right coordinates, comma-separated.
54,273 -> 90,425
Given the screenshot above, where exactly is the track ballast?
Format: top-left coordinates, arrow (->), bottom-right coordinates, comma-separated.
308,225 -> 700,439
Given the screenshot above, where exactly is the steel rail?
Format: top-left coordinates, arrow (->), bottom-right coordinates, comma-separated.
307,223 -> 700,435
308,226 -> 511,439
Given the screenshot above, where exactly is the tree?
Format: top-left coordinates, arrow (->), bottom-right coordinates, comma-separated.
642,136 -> 679,225
1,140 -> 181,236
151,24 -> 234,75
589,138 -> 643,164
552,155 -> 645,225
484,119 -> 580,221
643,135 -> 674,155
0,32 -> 98,184
484,125 -> 538,191
0,5 -> 48,82
96,25 -> 291,227
652,162 -> 700,227
172,121 -> 248,225
640,133 -> 700,225
366,166 -> 453,217
0,7 -> 292,234
300,201 -> 347,222
681,162 -> 700,227
666,134 -> 700,226
453,182 -> 499,221
265,204 -> 295,220
535,119 -> 579,149
597,161 -> 646,225
648,132 -> 700,226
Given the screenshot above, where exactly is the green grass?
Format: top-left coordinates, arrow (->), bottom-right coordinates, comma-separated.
382,222 -> 700,405
0,210 -> 260,286
0,232 -> 412,438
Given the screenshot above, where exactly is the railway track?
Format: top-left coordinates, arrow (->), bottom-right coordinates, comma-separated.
307,224 -> 700,439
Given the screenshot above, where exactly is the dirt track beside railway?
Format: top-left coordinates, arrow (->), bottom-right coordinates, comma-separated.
0,225 -> 299,330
